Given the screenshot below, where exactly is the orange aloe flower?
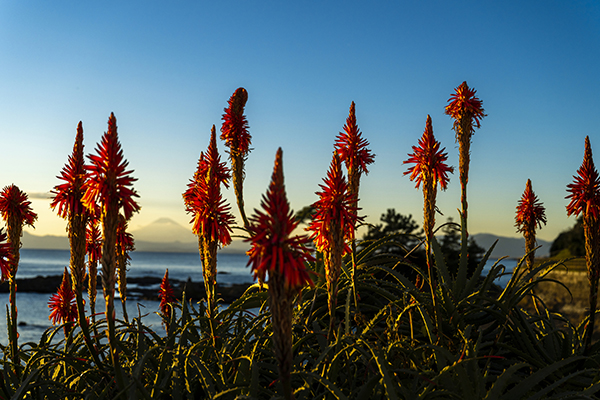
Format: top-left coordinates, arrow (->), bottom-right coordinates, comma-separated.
48,267 -> 78,326
334,101 -> 375,202
516,179 -> 547,234
184,127 -> 234,244
221,87 -> 251,157
0,229 -> 13,282
0,185 -> 37,235
445,81 -> 486,131
566,136 -> 600,353
404,115 -> 452,293
515,179 -> 547,271
246,148 -> 315,291
82,113 -> 139,377
49,121 -> 93,346
445,81 -> 486,228
159,269 -> 176,322
221,87 -> 251,227
567,136 -> 600,219
83,113 -> 140,221
308,153 -> 360,256
308,152 -> 360,339
246,147 -> 314,400
50,122 -> 88,219
0,184 -> 37,364
184,126 -> 234,316
404,115 -> 453,191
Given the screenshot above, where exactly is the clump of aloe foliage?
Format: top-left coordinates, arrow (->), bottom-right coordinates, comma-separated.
1,85 -> 600,400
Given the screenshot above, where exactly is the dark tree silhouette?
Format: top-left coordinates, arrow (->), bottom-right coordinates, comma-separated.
550,217 -> 584,258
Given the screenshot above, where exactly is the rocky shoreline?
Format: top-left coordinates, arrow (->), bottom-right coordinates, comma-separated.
0,275 -> 254,305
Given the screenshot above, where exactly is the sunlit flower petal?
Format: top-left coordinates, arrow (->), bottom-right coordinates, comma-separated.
48,268 -> 77,325
184,126 -> 234,246
403,115 -> 453,191
334,101 -> 375,177
220,87 -> 251,157
0,229 -> 13,282
159,269 -> 176,319
567,136 -> 600,220
308,152 -> 361,253
516,179 -> 547,233
50,121 -> 88,219
445,81 -> 486,132
246,148 -> 315,291
0,185 -> 37,229
82,113 -> 140,220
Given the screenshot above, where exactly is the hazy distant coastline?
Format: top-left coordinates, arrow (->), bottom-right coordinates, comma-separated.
20,218 -> 551,259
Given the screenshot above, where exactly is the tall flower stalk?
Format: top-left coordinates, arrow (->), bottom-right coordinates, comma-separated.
0,229 -> 12,283
221,87 -> 252,228
334,101 -> 374,292
566,136 -> 600,353
308,152 -> 359,339
50,122 -> 99,361
404,115 -> 453,331
515,179 -> 547,272
0,184 -> 37,367
82,113 -> 140,384
86,218 -> 102,327
246,148 -> 314,400
445,82 -> 486,233
184,125 -> 234,318
404,115 -> 453,268
48,267 -> 78,340
116,214 -> 134,322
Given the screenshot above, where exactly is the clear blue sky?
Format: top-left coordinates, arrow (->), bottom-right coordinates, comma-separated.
0,1 -> 598,243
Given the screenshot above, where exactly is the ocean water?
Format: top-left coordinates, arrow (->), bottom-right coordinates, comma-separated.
1,249 -> 518,345
1,249 -> 253,345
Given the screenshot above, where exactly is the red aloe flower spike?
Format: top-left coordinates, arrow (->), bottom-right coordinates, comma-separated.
51,122 -> 88,219
515,179 -> 547,272
308,152 -> 361,339
246,147 -> 315,291
0,184 -> 36,367
49,121 -> 92,323
567,136 -> 600,219
245,148 -> 314,400
404,115 -> 454,191
403,115 -> 452,309
445,81 -> 486,229
159,269 -> 176,327
184,125 -> 234,317
0,229 -> 13,282
334,101 -> 375,203
48,267 -> 78,326
82,113 -> 139,384
566,136 -> 600,353
445,81 -> 486,131
308,152 -> 361,253
0,185 -> 38,252
82,113 -> 141,221
221,87 -> 251,227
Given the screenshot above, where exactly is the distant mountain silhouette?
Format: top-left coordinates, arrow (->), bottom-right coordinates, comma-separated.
22,231 -> 69,250
21,222 -> 544,258
471,233 -> 551,259
22,218 -> 249,253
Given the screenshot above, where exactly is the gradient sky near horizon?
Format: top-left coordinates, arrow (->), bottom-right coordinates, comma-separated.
0,1 -> 599,244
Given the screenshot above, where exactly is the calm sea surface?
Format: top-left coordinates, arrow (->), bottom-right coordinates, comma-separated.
1,249 -> 253,345
1,249 -> 517,345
